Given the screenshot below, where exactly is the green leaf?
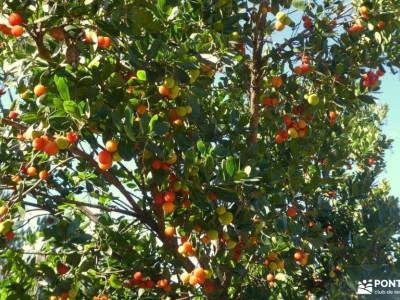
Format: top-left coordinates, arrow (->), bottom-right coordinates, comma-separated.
136,70 -> 147,81
54,75 -> 70,101
63,101 -> 79,116
109,274 -> 122,289
292,0 -> 305,10
197,140 -> 206,154
225,156 -> 236,177
21,113 -> 39,124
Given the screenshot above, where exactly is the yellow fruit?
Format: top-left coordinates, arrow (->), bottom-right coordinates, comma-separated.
216,206 -> 226,215
166,152 -> 177,164
222,231 -> 230,240
55,136 -> 70,150
307,94 -> 319,106
180,272 -> 190,284
112,152 -> 122,162
329,271 -> 336,278
269,262 -> 278,272
277,260 -> 285,269
0,206 -> 9,217
288,128 -> 298,138
68,288 -> 78,298
226,240 -> 237,250
218,212 -> 233,225
0,220 -> 13,234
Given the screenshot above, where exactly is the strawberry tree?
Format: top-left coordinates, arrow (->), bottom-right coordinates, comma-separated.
0,0 -> 400,299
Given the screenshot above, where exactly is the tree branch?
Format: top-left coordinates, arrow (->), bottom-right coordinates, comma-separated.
249,1 -> 269,145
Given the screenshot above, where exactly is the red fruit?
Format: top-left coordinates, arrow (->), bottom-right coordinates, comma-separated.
66,132 -> 78,143
151,159 -> 162,170
98,36 -> 111,48
168,174 -> 177,183
154,192 -> 164,205
9,13 -> 23,26
164,191 -> 176,203
368,158 -> 376,165
133,271 -> 143,282
161,163 -> 171,171
263,96 -> 272,106
5,231 -> 15,241
283,115 -> 292,127
98,150 -> 113,165
0,25 -> 12,36
207,192 -> 217,201
57,263 -> 69,275
204,280 -> 215,293
8,111 -> 17,119
275,133 -> 284,144
145,279 -> 154,288
287,206 -> 297,218
43,141 -> 59,156
301,63 -> 311,74
11,25 -> 24,37
32,137 -> 45,151
294,250 -> 303,261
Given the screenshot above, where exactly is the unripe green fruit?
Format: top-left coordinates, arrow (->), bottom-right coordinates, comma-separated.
230,31 -> 240,41
185,106 -> 193,114
55,136 -> 70,150
173,181 -> 182,192
189,69 -> 200,83
0,220 -> 13,234
276,12 -> 286,22
176,106 -> 187,117
169,85 -> 180,99
163,78 -> 175,89
207,229 -> 219,240
218,212 -> 233,225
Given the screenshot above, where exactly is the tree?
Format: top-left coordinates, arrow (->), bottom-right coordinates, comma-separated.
0,0 -> 399,299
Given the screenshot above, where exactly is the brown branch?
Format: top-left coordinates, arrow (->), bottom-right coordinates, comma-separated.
249,1 -> 269,145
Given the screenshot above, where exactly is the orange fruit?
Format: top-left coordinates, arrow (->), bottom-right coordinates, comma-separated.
294,250 -> 303,261
133,271 -> 143,282
158,85 -> 170,97
8,13 -> 23,26
11,25 -> 24,37
84,31 -> 94,43
164,226 -> 175,237
98,162 -> 112,171
189,275 -> 199,286
105,140 -> 118,152
182,241 -> 193,253
34,84 -> 46,97
193,268 -> 205,283
39,170 -> 49,180
266,273 -> 275,282
98,150 -> 113,164
271,76 -> 283,88
27,166 -> 37,177
275,21 -> 285,31
136,104 -> 147,115
162,202 -> 175,213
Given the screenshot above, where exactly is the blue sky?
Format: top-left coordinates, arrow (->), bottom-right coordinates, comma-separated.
379,73 -> 400,197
